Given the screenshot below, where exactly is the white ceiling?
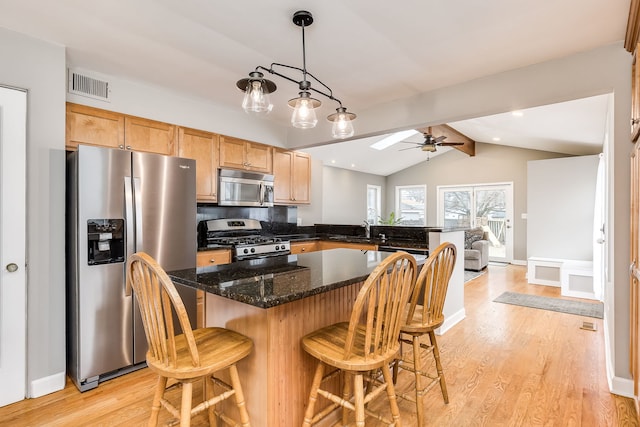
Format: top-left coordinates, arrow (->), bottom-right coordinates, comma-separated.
0,1 -> 628,175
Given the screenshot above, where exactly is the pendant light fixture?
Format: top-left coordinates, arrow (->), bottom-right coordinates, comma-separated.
236,10 -> 356,139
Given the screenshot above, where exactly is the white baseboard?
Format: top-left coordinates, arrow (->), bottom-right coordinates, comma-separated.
29,371 -> 66,398
436,308 -> 465,335
603,312 -> 635,398
511,259 -> 527,266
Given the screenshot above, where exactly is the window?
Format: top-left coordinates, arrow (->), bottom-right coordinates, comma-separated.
367,185 -> 381,224
395,185 -> 426,226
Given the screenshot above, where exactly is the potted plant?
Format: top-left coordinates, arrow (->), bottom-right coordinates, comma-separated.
378,211 -> 403,225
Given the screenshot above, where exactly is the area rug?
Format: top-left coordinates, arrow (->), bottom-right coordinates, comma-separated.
493,291 -> 603,319
464,270 -> 486,283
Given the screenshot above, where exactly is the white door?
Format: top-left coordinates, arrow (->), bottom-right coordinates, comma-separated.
438,183 -> 514,263
0,86 -> 27,406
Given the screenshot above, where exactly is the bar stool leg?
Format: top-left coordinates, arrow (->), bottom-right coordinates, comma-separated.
302,362 -> 325,427
381,363 -> 402,427
149,376 -> 167,427
180,381 -> 193,427
228,364 -> 250,427
354,373 -> 365,427
429,330 -> 449,403
412,335 -> 425,426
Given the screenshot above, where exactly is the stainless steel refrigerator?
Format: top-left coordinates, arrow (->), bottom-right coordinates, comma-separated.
66,145 -> 197,392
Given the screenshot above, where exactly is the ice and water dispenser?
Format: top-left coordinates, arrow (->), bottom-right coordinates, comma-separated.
87,219 -> 125,265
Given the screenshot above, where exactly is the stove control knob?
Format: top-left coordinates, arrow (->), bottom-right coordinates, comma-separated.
250,248 -> 256,253
275,245 -> 280,250
243,249 -> 249,254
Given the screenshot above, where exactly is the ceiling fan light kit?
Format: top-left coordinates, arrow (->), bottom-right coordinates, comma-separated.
236,10 -> 356,138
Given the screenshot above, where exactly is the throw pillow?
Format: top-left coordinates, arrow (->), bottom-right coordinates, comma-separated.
464,227 -> 484,249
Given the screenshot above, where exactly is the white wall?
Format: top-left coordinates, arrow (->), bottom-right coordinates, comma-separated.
0,28 -> 66,395
66,69 -> 288,148
386,143 -> 566,262
319,166 -> 385,225
527,155 -> 600,260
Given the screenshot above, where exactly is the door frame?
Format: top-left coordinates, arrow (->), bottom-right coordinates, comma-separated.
437,182 -> 514,263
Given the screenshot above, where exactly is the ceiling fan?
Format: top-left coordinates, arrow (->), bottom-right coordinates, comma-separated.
400,128 -> 465,153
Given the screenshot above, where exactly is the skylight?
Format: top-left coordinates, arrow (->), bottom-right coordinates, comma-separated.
370,129 -> 419,150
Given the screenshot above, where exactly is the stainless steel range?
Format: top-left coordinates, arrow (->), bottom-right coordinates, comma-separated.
198,218 -> 290,261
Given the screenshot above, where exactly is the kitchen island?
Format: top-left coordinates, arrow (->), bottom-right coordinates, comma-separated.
168,239 -> 463,427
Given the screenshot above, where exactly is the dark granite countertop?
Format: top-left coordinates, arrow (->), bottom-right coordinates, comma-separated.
169,249 -> 426,309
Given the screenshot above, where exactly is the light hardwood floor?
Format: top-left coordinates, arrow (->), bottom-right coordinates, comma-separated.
0,264 -> 637,426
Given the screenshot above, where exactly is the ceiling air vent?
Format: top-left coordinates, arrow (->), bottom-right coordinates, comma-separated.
67,69 -> 111,102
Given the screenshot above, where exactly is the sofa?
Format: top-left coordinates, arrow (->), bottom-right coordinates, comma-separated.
464,227 -> 489,271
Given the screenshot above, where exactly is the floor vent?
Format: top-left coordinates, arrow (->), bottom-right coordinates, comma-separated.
67,69 -> 110,102
580,321 -> 597,331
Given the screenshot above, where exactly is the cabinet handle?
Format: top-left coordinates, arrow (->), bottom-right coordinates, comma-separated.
209,259 -> 216,263
118,144 -> 124,149
126,145 -> 132,150
301,248 -> 306,252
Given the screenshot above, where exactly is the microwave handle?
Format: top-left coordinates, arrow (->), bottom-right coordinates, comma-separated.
259,182 -> 265,206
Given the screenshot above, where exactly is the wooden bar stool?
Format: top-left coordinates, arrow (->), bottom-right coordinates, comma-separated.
394,242 -> 457,426
301,252 -> 417,427
126,252 -> 253,427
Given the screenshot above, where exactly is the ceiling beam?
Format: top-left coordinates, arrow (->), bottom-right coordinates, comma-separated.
417,124 -> 476,156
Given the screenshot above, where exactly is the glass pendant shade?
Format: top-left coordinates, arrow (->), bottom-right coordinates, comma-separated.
242,80 -> 273,114
289,92 -> 320,129
328,107 -> 356,139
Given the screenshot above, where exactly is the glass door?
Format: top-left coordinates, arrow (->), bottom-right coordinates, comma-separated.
438,183 -> 513,263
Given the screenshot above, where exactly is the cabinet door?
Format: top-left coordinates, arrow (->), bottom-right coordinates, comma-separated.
66,103 -> 124,150
290,241 -> 319,254
245,142 -> 273,173
219,136 -> 247,170
273,149 -> 293,203
196,249 -> 232,267
633,50 -> 640,142
178,127 -> 219,202
292,151 -> 311,203
124,116 -> 176,155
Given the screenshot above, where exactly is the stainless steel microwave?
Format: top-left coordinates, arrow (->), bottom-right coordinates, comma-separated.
218,168 -> 274,207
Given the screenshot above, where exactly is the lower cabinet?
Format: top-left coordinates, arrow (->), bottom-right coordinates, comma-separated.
318,241 -> 378,251
290,241 -> 320,254
195,249 -> 231,327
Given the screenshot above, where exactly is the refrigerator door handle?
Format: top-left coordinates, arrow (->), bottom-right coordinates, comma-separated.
124,176 -> 135,297
133,177 -> 143,251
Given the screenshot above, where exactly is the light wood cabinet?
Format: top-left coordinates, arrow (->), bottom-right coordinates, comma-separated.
633,45 -> 640,142
124,116 -> 176,155
178,127 -> 219,202
290,241 -> 320,254
219,135 -> 272,173
195,249 -> 232,328
66,103 -> 124,150
318,241 -> 377,251
196,249 -> 232,267
66,103 -> 175,156
273,149 -> 311,205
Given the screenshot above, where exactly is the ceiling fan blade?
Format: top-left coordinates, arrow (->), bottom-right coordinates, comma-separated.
398,141 -> 422,145
438,142 -> 465,146
399,146 -> 420,151
434,135 -> 447,143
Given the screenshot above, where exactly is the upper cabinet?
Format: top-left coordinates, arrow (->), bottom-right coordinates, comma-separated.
178,127 -> 219,202
124,116 -> 176,156
219,136 -> 273,173
66,103 -> 176,156
273,149 -> 311,205
66,103 -> 124,150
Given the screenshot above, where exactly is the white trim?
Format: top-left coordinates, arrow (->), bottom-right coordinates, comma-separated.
603,314 -> 634,398
28,371 -> 66,398
435,308 -> 466,336
511,259 -> 527,266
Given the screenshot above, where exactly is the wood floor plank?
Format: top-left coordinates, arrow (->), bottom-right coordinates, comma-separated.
0,264 -> 636,426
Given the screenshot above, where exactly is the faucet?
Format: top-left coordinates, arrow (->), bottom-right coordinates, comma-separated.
363,220 -> 370,238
